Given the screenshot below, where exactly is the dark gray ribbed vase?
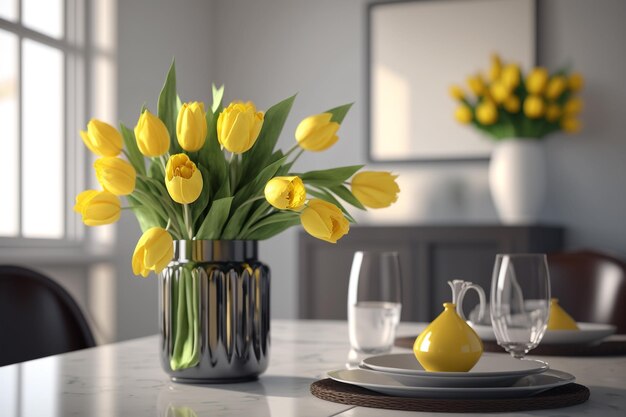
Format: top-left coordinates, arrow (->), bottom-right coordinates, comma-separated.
159,240 -> 270,383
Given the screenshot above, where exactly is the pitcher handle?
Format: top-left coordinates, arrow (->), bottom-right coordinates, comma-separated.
456,283 -> 486,323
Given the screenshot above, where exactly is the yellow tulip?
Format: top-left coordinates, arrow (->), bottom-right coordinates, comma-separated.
564,97 -> 583,115
94,157 -> 136,196
526,67 -> 549,94
134,110 -> 170,157
165,154 -> 203,204
523,95 -> 545,119
501,64 -> 520,89
561,117 -> 582,134
569,73 -> 584,92
80,119 -> 123,157
300,199 -> 349,244
503,95 -> 521,113
177,102 -> 207,152
466,74 -> 486,96
545,104 -> 562,122
132,227 -> 174,277
73,189 -> 121,226
489,53 -> 502,82
264,176 -> 306,210
489,81 -> 510,104
545,76 -> 567,100
475,100 -> 498,125
449,85 -> 465,100
295,113 -> 340,152
350,171 -> 400,209
454,106 -> 472,124
217,101 -> 264,153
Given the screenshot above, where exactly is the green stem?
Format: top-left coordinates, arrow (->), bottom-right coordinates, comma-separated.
292,148 -> 305,161
183,204 -> 193,239
284,143 -> 301,157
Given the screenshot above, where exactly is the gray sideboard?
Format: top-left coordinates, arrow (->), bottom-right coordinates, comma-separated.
298,225 -> 564,321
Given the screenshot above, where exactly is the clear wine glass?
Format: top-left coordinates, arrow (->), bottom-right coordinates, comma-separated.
347,251 -> 402,355
490,253 -> 551,359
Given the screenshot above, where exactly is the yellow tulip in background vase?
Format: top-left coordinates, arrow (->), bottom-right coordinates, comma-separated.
74,61 -> 401,382
450,54 -> 584,224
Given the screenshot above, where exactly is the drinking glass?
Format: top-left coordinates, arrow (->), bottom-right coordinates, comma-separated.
490,253 -> 551,359
347,251 -> 402,354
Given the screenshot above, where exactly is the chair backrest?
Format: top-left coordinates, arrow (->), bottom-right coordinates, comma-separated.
0,265 -> 96,366
547,250 -> 626,334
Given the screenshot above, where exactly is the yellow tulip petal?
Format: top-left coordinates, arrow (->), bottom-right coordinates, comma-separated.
295,113 -> 339,152
301,207 -> 334,242
131,228 -> 173,278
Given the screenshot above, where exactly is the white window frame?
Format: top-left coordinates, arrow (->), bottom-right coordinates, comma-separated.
0,0 -> 90,250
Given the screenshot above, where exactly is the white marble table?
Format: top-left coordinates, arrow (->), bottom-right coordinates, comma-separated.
1,320 -> 625,416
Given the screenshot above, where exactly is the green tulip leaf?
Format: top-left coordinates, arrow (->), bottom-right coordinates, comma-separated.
325,102 -> 353,124
299,165 -> 363,186
328,184 -> 365,210
232,156 -> 287,210
239,200 -> 271,236
211,84 -> 224,113
127,194 -> 163,232
119,123 -> 146,175
243,212 -> 300,240
199,109 -> 228,193
213,175 -> 231,200
148,159 -> 165,183
191,164 -> 211,227
195,197 -> 233,240
306,187 -> 356,223
158,59 -> 183,155
240,94 -> 296,184
221,201 -> 254,240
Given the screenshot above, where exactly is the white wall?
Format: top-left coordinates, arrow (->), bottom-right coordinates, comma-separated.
540,0 -> 626,256
108,0 -> 626,335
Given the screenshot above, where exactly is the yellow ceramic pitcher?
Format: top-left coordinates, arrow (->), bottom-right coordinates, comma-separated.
413,280 -> 485,372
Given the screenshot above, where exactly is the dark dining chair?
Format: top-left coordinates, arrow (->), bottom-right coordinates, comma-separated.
547,250 -> 626,334
0,265 -> 96,366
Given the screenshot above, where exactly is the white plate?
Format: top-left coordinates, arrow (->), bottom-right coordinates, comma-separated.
357,365 -> 532,388
327,368 -> 575,398
361,353 -> 548,379
471,322 -> 617,345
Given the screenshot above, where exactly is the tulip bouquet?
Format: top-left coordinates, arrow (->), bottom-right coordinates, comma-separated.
74,62 -> 400,277
450,54 -> 584,138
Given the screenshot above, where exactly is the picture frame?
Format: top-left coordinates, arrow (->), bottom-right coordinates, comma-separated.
367,0 -> 537,162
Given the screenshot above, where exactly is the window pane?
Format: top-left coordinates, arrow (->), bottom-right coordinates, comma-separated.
22,39 -> 64,239
0,0 -> 18,21
22,0 -> 64,39
0,30 -> 19,236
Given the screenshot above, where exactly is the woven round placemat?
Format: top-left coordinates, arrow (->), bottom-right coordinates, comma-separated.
395,336 -> 626,356
311,379 -> 589,413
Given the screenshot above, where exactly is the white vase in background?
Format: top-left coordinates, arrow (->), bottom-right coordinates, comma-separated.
488,139 -> 547,225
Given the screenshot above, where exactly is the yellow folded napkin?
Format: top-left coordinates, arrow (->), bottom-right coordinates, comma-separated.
547,298 -> 579,330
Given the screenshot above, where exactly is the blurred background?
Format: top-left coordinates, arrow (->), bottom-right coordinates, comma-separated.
1,0 -> 624,344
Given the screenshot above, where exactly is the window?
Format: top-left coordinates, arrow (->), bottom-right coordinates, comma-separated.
0,0 -> 88,244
